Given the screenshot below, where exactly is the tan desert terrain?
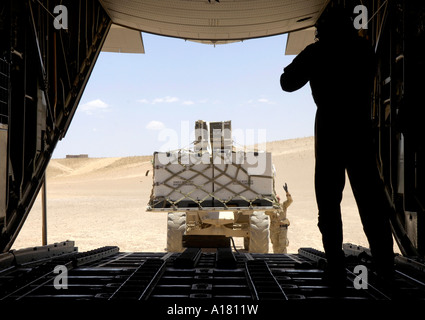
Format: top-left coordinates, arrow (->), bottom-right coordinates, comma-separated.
11,136 -> 399,254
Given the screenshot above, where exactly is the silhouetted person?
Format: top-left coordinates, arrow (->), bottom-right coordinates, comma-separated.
280,6 -> 394,288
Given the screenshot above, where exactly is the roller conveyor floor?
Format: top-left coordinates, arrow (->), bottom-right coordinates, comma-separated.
1,242 -> 425,317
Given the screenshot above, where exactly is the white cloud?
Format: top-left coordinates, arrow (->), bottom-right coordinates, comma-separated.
79,99 -> 109,114
146,120 -> 165,130
138,97 -> 202,106
138,96 -> 180,105
257,98 -> 275,104
246,98 -> 276,105
153,96 -> 179,104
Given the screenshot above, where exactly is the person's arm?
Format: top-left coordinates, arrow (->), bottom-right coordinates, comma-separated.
281,183 -> 293,209
282,193 -> 293,209
280,43 -> 316,92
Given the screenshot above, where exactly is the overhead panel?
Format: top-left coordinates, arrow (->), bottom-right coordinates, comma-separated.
99,0 -> 329,43
285,27 -> 316,55
102,24 -> 145,53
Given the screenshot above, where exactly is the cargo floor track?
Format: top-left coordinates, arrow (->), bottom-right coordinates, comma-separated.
1,242 -> 425,315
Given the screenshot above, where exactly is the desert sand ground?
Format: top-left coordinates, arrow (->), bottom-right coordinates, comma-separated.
11,136 -> 400,254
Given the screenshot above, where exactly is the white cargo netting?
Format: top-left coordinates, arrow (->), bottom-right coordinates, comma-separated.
148,150 -> 278,211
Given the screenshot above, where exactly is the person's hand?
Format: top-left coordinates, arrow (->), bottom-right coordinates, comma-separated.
283,183 -> 288,193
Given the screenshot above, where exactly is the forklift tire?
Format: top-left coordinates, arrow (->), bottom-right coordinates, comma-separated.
167,212 -> 186,252
249,211 -> 270,253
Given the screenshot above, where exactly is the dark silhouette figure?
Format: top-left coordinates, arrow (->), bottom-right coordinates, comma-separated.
280,7 -> 394,287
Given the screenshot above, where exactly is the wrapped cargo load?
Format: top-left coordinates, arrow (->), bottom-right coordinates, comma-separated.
148,130 -> 276,211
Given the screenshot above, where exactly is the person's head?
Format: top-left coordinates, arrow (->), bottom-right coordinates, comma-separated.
315,5 -> 357,42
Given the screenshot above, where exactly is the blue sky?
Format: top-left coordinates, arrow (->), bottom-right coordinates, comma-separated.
53,32 -> 316,158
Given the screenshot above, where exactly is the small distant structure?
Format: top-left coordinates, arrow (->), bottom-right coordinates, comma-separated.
66,154 -> 89,159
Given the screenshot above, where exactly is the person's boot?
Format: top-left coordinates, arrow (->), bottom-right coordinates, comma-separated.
322,251 -> 347,296
323,263 -> 347,295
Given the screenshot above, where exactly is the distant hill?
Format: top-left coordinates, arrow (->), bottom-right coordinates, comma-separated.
47,155 -> 153,179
